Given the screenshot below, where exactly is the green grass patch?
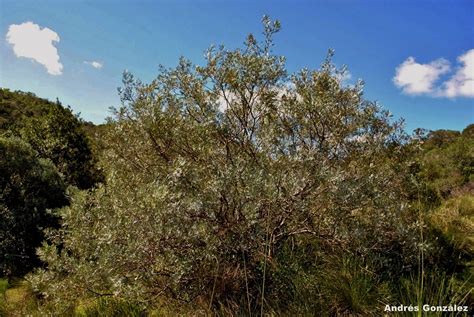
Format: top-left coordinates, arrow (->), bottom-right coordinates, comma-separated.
0,279 -> 8,296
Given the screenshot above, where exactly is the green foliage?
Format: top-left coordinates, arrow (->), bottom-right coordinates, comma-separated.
462,124 -> 474,138
18,102 -> 103,189
0,137 -> 68,277
418,128 -> 474,197
424,129 -> 461,148
0,88 -> 103,189
30,17 -> 420,314
0,89 -> 52,131
0,89 -> 102,278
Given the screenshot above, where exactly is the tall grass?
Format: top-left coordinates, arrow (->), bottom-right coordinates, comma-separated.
394,192 -> 473,316
396,272 -> 472,317
75,297 -> 146,317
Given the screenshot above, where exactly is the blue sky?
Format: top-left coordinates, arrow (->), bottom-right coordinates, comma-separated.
0,0 -> 472,132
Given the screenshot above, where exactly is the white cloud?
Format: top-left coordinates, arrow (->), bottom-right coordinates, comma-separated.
441,49 -> 474,98
6,21 -> 63,75
393,57 -> 450,95
84,60 -> 103,69
394,49 -> 474,98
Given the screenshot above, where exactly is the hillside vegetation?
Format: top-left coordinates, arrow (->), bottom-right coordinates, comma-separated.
0,17 -> 472,316
0,88 -> 102,278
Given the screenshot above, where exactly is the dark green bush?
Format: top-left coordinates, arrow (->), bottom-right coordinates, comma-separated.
0,137 -> 68,277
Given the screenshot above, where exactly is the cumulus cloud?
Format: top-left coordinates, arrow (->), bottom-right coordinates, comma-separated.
393,57 -> 450,95
6,21 -> 63,75
394,49 -> 474,98
441,49 -> 474,98
84,60 -> 103,69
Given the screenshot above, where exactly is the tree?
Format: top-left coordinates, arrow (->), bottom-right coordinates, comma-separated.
418,126 -> 474,198
0,137 -> 68,277
0,89 -> 52,131
462,124 -> 474,138
18,101 -> 103,189
0,88 -> 103,189
31,17 -> 419,314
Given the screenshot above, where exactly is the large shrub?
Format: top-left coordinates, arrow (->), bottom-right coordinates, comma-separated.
30,17 -> 419,313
